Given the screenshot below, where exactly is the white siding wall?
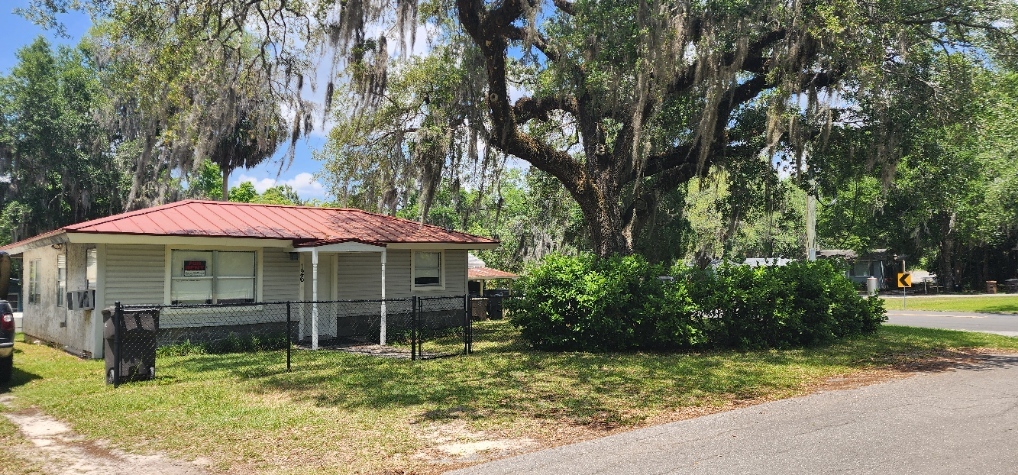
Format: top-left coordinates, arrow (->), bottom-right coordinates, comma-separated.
21,247 -> 54,339
20,244 -> 101,357
21,246 -> 62,347
103,244 -> 165,307
262,248 -> 299,302
336,253 -> 384,300
104,245 -> 301,306
335,249 -> 467,300
444,249 -> 468,295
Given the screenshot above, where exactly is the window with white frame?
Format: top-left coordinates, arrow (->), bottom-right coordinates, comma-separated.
56,254 -> 66,307
28,259 -> 41,304
170,250 -> 256,304
412,251 -> 443,289
86,248 -> 97,289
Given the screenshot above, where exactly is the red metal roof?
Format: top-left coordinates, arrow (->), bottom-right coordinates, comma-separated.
468,267 -> 519,280
3,200 -> 498,251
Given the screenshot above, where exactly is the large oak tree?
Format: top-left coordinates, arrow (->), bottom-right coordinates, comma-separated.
321,0 -> 1018,256
25,0 -> 1018,256
440,0 -> 1017,256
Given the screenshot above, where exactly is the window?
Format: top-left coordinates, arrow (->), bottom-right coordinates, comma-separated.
28,259 -> 41,304
86,248 -> 97,289
215,251 -> 256,303
170,250 -> 256,304
56,254 -> 66,307
412,251 -> 443,289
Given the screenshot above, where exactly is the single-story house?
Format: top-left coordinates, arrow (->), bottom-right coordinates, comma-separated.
819,249 -> 894,290
0,200 -> 498,358
466,253 -> 519,320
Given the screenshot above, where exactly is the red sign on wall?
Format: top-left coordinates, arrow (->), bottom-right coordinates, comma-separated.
183,260 -> 207,277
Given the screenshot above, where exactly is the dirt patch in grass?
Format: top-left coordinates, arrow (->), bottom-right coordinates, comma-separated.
0,395 -> 211,475
413,420 -> 537,467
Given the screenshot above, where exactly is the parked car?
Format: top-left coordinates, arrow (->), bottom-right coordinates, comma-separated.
0,300 -> 14,383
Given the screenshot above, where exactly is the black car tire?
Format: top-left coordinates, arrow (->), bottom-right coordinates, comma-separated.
0,355 -> 12,383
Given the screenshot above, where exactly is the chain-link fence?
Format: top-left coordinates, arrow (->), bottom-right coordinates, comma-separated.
110,295 -> 475,382
145,301 -> 295,351
290,298 -> 414,359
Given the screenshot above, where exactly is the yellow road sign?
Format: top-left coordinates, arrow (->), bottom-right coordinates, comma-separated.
897,272 -> 912,288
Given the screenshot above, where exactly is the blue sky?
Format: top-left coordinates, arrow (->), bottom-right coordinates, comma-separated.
0,1 -> 330,201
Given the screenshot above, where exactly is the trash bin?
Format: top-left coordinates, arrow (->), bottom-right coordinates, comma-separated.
487,293 -> 504,319
470,298 -> 488,320
102,305 -> 159,386
866,277 -> 878,297
986,281 -> 998,294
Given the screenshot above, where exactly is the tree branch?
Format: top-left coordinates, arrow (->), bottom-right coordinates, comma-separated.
641,73 -> 770,183
513,95 -> 579,124
668,28 -> 787,95
553,0 -> 575,16
456,0 -> 584,189
505,25 -> 560,61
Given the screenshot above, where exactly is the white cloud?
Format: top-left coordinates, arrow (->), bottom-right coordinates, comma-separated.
236,172 -> 327,200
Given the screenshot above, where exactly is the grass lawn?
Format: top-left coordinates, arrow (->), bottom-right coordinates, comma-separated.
881,294 -> 1018,314
3,321 -> 1018,474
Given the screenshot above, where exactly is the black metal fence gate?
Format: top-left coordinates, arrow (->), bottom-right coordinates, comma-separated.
411,295 -> 472,360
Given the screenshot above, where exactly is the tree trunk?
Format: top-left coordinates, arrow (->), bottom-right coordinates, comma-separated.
572,178 -> 632,257
125,136 -> 154,211
222,167 -> 230,201
581,200 -> 630,257
982,249 -> 989,285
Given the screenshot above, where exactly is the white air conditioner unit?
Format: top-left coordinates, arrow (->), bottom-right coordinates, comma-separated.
67,290 -> 96,311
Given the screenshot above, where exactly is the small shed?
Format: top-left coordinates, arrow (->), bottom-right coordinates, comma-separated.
467,254 -> 519,294
466,254 -> 518,319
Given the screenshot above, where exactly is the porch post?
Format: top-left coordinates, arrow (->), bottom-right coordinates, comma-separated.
298,258 -> 305,341
312,248 -> 319,350
380,249 -> 387,345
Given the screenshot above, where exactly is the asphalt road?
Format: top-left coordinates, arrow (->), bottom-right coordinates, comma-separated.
448,354 -> 1018,475
886,309 -> 1018,337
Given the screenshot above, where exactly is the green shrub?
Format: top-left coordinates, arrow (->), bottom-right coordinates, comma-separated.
509,254 -> 886,352
157,340 -> 207,357
157,333 -> 289,355
509,254 -> 702,350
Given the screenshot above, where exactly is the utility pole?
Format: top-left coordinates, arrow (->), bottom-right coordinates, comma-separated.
902,258 -> 907,310
806,190 -> 817,261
